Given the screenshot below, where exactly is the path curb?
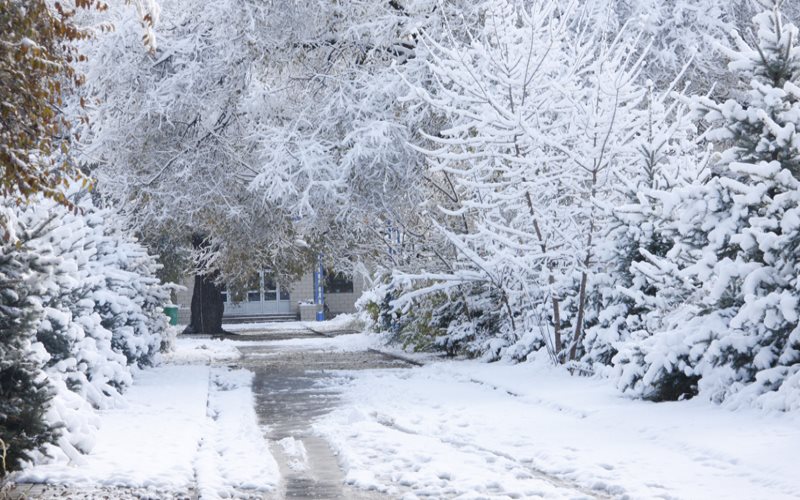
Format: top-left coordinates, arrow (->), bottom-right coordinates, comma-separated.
305,327 -> 426,367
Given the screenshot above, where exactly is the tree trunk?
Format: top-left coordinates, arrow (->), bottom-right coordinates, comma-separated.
523,186 -> 562,363
569,205 -> 596,361
568,270 -> 588,361
182,235 -> 226,335
183,273 -> 226,335
552,293 -> 562,356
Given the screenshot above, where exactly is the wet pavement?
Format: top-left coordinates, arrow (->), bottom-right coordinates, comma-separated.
236,332 -> 410,499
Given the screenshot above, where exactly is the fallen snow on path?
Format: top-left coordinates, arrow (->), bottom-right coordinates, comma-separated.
278,437 -> 310,472
18,361 -> 278,497
314,357 -> 800,499
254,331 -> 390,352
224,313 -> 361,334
195,368 -> 280,497
163,337 -> 242,363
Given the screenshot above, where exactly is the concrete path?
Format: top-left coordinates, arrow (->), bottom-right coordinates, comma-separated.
235,328 -> 410,499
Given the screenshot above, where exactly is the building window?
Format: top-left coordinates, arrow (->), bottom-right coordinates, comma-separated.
246,274 -> 261,302
263,275 -> 276,301
325,271 -> 353,294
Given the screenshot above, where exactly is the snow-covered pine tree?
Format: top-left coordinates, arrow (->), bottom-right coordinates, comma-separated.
0,213 -> 57,476
579,81 -> 700,370
19,197 -> 132,459
8,187 -> 171,461
23,195 -> 133,404
90,207 -> 170,367
616,0 -> 800,409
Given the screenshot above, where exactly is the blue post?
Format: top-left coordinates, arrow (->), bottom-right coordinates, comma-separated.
313,254 -> 325,321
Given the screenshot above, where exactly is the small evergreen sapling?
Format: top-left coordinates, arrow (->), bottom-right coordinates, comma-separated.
580,81 -> 699,371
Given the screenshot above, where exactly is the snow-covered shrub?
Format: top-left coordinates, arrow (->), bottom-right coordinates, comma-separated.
577,82 -> 702,370
2,187 -> 171,462
614,1 -> 800,409
362,277 -> 509,358
0,212 -> 58,476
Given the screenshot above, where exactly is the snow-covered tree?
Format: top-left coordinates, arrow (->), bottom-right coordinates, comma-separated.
92,213 -> 170,366
74,0 -> 289,333
0,210 -> 57,476
578,80 -> 703,369
615,0 -> 800,409
380,0 -> 660,362
76,0 -> 480,332
0,0 -> 158,211
2,187 -> 172,462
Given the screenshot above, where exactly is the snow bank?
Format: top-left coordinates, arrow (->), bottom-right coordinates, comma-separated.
164,337 -> 242,364
224,313 -> 362,335
17,364 -> 279,496
18,365 -> 210,490
195,368 -> 280,497
224,321 -> 311,333
304,313 -> 362,333
257,331 -> 389,353
314,359 -> 800,499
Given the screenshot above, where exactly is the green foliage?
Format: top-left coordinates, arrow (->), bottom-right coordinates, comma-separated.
0,241 -> 58,476
365,280 -> 508,358
643,369 -> 701,402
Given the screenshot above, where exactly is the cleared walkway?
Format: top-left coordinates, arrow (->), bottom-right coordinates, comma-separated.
236,328 -> 408,499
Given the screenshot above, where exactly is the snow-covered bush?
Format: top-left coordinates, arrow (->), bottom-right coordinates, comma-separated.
614,1 -> 800,409
0,211 -> 58,476
577,81 -> 703,371
1,187 -> 171,466
362,276 -> 510,358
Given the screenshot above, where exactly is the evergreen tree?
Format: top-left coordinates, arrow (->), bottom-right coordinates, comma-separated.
0,217 -> 57,475
6,188 -> 170,462
580,82 -> 699,370
616,0 -> 800,409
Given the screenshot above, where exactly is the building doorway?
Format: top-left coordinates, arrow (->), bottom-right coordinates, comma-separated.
222,271 -> 291,317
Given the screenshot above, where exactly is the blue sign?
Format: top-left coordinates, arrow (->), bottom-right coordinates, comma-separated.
313,254 -> 325,321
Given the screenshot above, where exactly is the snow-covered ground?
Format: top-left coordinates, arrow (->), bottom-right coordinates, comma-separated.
247,329 -> 390,353
195,368 -> 280,497
17,346 -> 278,497
223,313 -> 361,334
305,336 -> 800,499
163,337 -> 243,363
15,330 -> 800,499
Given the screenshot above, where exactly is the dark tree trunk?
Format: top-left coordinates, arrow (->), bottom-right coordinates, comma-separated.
182,235 -> 226,335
